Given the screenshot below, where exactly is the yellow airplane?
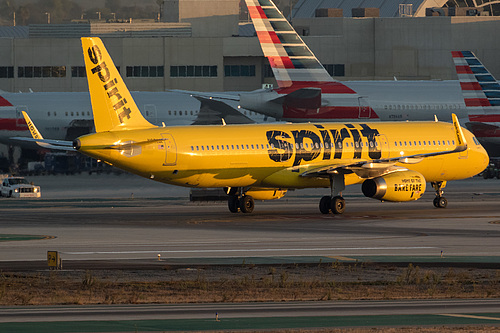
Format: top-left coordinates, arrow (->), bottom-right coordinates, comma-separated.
24,37 -> 490,214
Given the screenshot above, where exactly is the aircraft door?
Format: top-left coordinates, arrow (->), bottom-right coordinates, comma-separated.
358,97 -> 371,118
144,104 -> 157,124
377,134 -> 390,159
161,133 -> 177,166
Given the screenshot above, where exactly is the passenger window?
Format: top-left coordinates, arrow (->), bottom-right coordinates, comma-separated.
251,144 -> 254,149
409,141 -> 412,146
196,146 -> 199,151
231,145 -> 234,149
201,146 -> 204,151
216,145 -> 219,150
246,144 -> 249,149
325,142 -> 329,149
452,140 -> 455,145
370,141 -> 374,148
355,142 -> 359,148
190,146 -> 194,151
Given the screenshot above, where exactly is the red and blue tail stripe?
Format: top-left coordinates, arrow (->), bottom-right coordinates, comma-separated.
452,51 -> 500,126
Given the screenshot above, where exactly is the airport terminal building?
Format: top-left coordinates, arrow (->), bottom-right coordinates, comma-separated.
1,0 -> 500,94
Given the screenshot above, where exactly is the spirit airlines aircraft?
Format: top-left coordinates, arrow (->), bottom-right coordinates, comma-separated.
24,38 -> 489,214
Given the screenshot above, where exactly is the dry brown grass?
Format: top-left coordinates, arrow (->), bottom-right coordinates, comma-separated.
0,263 -> 499,306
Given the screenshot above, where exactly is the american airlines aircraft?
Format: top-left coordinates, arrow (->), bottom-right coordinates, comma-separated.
0,90 -> 267,147
190,0 -> 498,155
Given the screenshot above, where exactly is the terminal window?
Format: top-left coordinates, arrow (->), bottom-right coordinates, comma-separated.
224,65 -> 256,77
170,65 -> 217,78
0,67 -> 14,78
126,66 -> 164,78
18,66 -> 66,78
324,64 -> 345,77
71,66 -> 120,77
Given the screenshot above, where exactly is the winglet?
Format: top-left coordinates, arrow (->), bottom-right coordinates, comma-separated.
81,37 -> 155,132
15,111 -> 74,151
452,113 -> 467,152
22,111 -> 44,140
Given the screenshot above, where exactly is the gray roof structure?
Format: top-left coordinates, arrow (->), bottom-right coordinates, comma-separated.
0,26 -> 29,38
292,0 -> 425,18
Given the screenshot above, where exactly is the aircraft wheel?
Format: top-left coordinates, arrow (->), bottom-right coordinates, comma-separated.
228,195 -> 239,213
319,196 -> 331,214
438,197 -> 447,208
239,195 -> 254,213
330,196 -> 345,214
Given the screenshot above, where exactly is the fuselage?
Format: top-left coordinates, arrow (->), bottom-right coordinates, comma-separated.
240,80 -> 467,122
0,91 -> 269,144
76,121 -> 488,190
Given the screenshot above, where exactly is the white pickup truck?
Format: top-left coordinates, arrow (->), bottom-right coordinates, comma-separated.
0,176 -> 41,198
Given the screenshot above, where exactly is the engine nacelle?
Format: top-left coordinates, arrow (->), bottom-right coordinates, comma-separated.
246,188 -> 287,200
361,171 -> 426,202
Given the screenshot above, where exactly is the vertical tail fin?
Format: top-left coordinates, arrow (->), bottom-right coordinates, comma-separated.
81,37 -> 154,132
245,0 -> 354,93
452,51 -> 500,126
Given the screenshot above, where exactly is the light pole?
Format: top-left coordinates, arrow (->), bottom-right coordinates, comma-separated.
45,12 -> 50,24
96,11 -> 101,20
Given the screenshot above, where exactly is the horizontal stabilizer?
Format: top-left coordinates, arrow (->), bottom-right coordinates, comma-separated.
192,96 -> 254,125
169,89 -> 241,102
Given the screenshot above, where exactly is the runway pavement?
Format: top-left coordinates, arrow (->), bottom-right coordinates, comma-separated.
0,174 -> 499,264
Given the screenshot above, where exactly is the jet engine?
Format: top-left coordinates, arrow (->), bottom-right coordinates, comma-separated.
246,187 -> 287,200
361,171 -> 426,202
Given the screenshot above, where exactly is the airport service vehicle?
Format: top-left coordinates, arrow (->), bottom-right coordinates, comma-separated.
0,175 -> 41,198
23,37 -> 489,215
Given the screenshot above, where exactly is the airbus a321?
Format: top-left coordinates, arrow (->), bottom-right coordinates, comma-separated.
21,37 -> 489,214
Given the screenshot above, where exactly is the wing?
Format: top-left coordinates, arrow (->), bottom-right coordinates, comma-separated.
302,114 -> 468,179
10,111 -> 76,151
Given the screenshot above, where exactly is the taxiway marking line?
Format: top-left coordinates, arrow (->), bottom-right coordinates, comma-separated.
439,314 -> 500,321
63,247 -> 435,255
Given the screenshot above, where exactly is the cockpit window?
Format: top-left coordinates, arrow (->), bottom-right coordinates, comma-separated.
473,136 -> 481,145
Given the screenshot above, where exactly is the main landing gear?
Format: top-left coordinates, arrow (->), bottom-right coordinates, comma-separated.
320,174 -> 346,215
227,188 -> 255,213
431,181 -> 447,209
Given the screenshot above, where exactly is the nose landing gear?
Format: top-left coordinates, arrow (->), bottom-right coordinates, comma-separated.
431,181 -> 447,208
